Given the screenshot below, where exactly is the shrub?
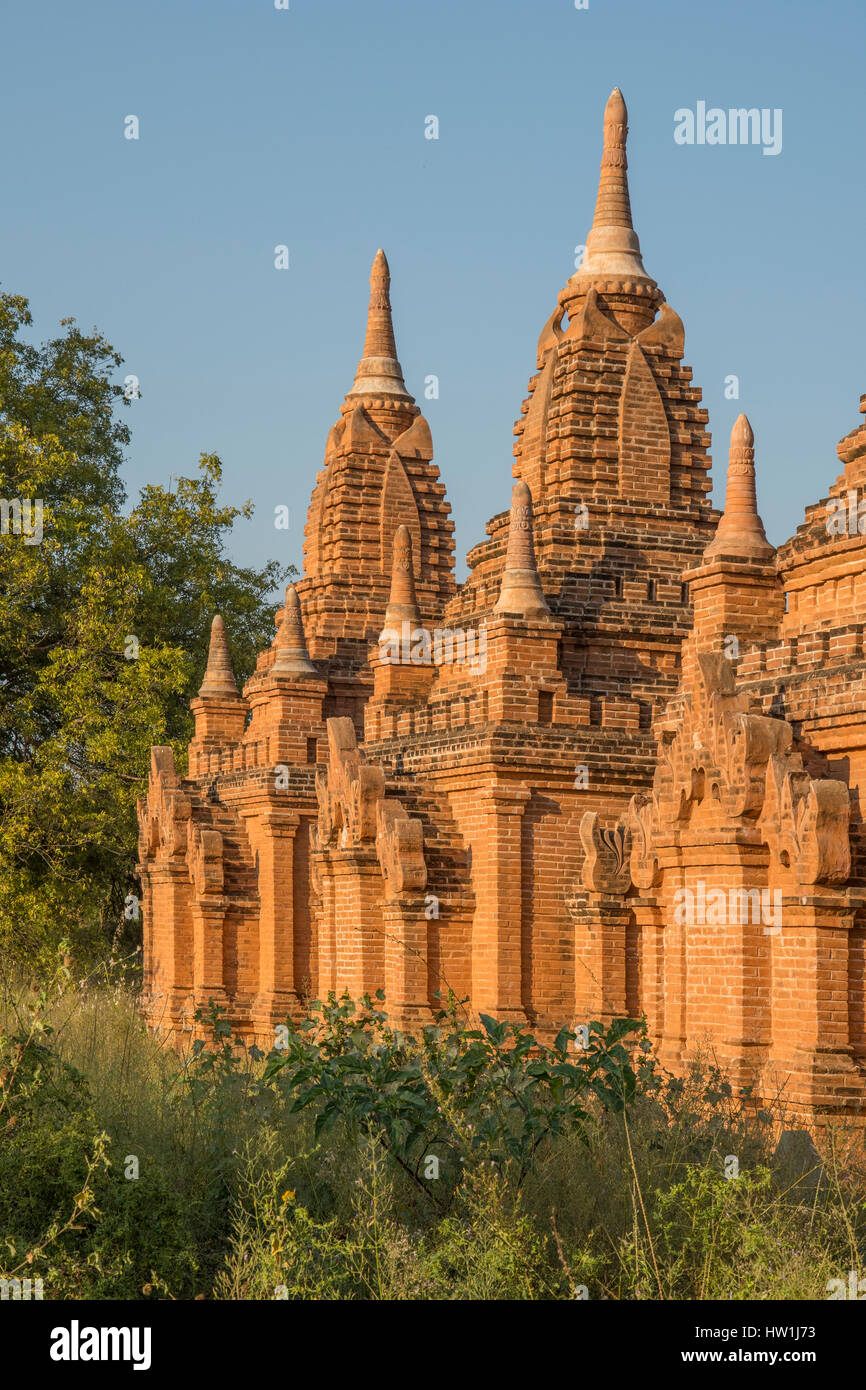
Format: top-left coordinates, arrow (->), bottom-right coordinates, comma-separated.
3,972 -> 865,1301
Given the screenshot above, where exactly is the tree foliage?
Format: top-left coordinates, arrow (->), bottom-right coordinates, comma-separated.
0,291 -> 290,965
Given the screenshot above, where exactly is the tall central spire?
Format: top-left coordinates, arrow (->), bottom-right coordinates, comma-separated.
569,88 -> 655,288
592,87 -> 634,231
347,249 -> 413,402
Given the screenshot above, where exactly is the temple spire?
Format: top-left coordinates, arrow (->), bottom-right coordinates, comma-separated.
569,88 -> 653,287
198,615 -> 239,699
347,249 -> 413,402
362,248 -> 398,360
381,525 -> 421,632
272,585 -> 318,676
494,480 -> 550,619
705,414 -> 774,559
592,87 -> 633,230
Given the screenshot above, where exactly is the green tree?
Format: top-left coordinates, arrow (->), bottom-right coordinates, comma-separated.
0,292 -> 290,967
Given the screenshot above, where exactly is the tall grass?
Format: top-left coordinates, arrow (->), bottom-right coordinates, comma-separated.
1,967 -> 864,1300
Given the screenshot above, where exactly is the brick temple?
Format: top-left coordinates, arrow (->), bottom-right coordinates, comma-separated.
137,90 -> 866,1122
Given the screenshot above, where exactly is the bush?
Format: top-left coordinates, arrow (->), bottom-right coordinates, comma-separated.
2,969 -> 865,1300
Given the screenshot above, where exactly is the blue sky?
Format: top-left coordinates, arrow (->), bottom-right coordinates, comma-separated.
1,0 -> 864,585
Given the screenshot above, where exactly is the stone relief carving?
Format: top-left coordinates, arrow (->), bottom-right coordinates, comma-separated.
187,823 -> 224,896
624,651 -> 851,892
580,811 -> 632,894
137,746 -> 190,863
314,716 -> 427,898
377,799 -> 427,899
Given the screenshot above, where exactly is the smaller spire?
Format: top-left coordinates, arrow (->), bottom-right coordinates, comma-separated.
198,615 -> 239,699
347,249 -> 413,402
705,414 -> 774,560
272,585 -> 318,676
493,480 -> 551,619
381,525 -> 421,633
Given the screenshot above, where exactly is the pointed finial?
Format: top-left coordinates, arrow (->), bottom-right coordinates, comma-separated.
569,87 -> 653,286
705,414 -> 774,559
381,525 -> 421,633
363,250 -> 397,360
272,585 -> 318,676
493,480 -> 551,619
595,89 -> 632,226
347,249 -> 413,402
198,615 -> 240,699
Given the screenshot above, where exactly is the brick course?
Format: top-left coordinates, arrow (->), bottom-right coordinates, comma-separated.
136,92 -> 866,1124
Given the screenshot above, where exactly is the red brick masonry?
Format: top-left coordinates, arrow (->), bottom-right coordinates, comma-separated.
137,91 -> 866,1124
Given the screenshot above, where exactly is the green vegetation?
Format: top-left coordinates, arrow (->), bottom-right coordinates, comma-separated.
2,963 -> 864,1301
1,288 -> 864,1305
0,291 -> 290,970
